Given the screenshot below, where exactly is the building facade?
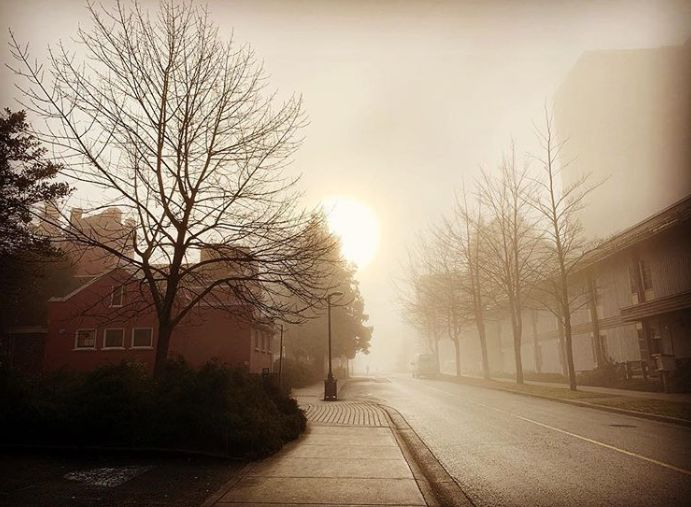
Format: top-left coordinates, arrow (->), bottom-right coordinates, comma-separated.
44,267 -> 275,374
3,206 -> 276,375
440,195 -> 691,382
554,40 -> 691,239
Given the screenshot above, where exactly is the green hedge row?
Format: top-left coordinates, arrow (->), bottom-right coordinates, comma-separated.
0,360 -> 306,458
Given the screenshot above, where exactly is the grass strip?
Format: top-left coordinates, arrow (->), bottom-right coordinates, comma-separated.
444,374 -> 691,422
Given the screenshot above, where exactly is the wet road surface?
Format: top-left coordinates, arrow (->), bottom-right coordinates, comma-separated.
343,375 -> 691,507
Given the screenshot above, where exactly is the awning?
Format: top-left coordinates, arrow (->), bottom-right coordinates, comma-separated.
620,291 -> 691,322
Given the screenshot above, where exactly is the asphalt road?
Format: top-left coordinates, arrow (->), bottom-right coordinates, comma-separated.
342,375 -> 691,507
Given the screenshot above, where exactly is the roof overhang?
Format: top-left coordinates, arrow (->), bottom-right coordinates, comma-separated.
620,291 -> 691,322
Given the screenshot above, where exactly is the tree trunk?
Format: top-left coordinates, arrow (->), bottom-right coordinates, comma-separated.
511,304 -> 524,384
556,314 -> 568,377
587,276 -> 606,368
476,307 -> 490,380
454,338 -> 462,378
513,330 -> 524,384
154,323 -> 173,378
531,309 -> 542,374
562,302 -> 578,391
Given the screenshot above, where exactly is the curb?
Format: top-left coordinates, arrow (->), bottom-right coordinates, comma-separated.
199,462 -> 254,507
451,380 -> 691,427
379,404 -> 475,507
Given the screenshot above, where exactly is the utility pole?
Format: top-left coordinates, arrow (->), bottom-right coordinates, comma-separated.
278,324 -> 284,390
324,291 -> 343,401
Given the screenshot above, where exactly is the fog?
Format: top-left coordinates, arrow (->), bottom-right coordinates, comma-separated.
2,0 -> 690,374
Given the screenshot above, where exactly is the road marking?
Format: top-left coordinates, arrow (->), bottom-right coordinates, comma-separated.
417,382 -> 691,477
509,413 -> 691,477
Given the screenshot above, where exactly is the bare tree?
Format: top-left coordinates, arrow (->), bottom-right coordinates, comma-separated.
478,145 -> 541,384
528,108 -> 602,390
416,230 -> 469,377
9,1 -> 335,376
399,252 -> 442,364
399,231 -> 466,377
439,187 -> 492,380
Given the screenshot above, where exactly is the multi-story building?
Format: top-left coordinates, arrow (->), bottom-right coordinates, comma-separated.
553,39 -> 691,240
451,195 -> 691,386
44,266 -> 274,374
2,206 -> 275,375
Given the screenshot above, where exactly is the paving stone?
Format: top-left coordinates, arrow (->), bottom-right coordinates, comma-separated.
300,431 -> 398,446
282,443 -> 404,460
302,400 -> 389,426
247,456 -> 413,479
219,477 -> 425,505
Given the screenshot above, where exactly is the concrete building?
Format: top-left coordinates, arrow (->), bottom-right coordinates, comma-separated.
553,40 -> 691,239
445,195 -> 691,385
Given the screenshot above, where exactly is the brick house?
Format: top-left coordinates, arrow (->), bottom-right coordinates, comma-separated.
44,267 -> 275,374
1,206 -> 276,375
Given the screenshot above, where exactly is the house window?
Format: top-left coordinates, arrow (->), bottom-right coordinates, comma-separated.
253,329 -> 260,350
111,285 -> 124,307
75,329 -> 96,349
103,328 -> 125,349
132,328 -> 153,348
639,260 -> 653,291
628,264 -> 639,294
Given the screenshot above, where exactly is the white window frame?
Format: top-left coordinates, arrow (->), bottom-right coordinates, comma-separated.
74,328 -> 97,350
131,327 -> 154,349
103,328 -> 126,350
110,285 -> 124,307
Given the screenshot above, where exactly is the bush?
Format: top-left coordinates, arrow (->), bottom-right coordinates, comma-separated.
0,360 -> 306,458
576,365 -> 621,386
273,357 -> 321,391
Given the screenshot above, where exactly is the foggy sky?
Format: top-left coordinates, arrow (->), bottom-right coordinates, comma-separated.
2,0 -> 690,370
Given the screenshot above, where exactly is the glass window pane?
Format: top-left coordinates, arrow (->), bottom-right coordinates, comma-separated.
132,328 -> 152,348
104,329 -> 124,348
111,285 -> 124,306
76,329 -> 96,348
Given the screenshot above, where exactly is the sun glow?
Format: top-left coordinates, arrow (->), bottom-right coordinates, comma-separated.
322,196 -> 380,268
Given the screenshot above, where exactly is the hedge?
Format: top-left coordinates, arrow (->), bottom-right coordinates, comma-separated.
0,359 -> 306,458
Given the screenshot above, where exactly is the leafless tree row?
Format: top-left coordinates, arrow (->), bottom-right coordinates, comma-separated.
402,109 -> 601,390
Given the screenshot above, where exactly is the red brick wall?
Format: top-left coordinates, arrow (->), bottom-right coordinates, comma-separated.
44,269 -> 272,374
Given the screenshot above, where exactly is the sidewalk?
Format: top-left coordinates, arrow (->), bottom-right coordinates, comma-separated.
487,375 -> 691,403
204,383 -> 429,506
450,374 -> 691,424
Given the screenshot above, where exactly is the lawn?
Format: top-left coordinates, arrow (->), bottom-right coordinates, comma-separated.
0,451 -> 244,507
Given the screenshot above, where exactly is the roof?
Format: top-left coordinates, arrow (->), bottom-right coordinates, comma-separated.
48,268 -> 118,302
580,193 -> 691,270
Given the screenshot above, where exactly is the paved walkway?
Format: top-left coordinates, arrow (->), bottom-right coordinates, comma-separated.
206,384 -> 429,506
485,376 -> 691,403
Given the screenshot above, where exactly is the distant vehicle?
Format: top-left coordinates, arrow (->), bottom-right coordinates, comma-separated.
411,353 -> 438,379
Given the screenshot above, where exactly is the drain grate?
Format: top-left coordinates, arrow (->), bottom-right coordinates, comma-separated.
609,423 -> 637,428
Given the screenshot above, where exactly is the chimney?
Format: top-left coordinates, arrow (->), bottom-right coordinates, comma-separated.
70,207 -> 83,224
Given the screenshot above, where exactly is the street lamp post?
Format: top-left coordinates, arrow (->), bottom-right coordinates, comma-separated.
278,324 -> 284,390
324,291 -> 343,401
